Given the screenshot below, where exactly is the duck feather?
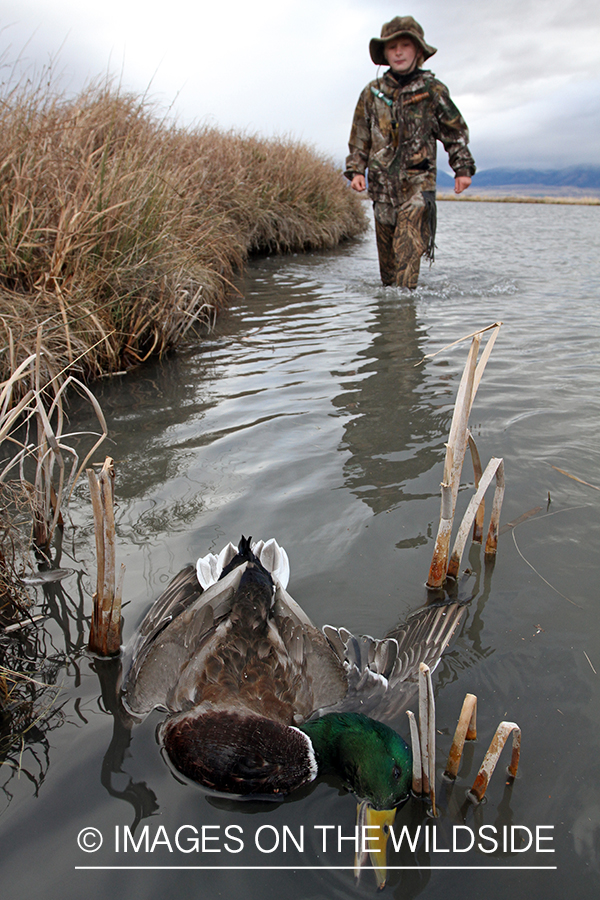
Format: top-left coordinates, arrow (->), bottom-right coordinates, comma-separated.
122,543 -> 465,733
316,602 -> 466,726
122,559 -> 347,722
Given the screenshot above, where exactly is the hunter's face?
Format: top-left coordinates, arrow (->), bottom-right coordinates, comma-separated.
384,37 -> 418,73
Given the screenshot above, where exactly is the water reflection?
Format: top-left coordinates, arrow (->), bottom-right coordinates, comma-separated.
1,532 -> 91,812
94,657 -> 159,829
40,256 -> 505,888
332,294 -> 444,515
0,617 -> 68,811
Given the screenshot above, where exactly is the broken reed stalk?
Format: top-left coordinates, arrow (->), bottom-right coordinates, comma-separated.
428,336 -> 479,588
441,692 -> 521,802
468,721 -> 521,803
406,709 -> 422,795
87,457 -> 124,655
446,457 -> 505,579
444,693 -> 477,780
417,663 -> 437,815
427,324 -> 503,589
483,460 -> 505,557
408,687 -> 520,818
353,810 -> 368,883
467,434 -> 484,543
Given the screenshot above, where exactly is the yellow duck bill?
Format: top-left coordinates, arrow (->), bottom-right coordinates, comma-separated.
355,799 -> 397,889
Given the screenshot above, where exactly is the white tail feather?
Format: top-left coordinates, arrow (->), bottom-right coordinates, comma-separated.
195,538 -> 290,590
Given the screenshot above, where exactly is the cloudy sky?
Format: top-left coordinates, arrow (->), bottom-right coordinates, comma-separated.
3,0 -> 599,171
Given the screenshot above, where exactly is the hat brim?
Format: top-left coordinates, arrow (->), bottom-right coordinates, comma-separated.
369,31 -> 437,66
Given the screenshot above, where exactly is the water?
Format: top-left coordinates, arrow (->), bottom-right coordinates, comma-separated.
2,201 -> 600,899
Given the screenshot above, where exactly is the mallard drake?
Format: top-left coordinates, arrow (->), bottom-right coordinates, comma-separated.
121,536 -> 465,881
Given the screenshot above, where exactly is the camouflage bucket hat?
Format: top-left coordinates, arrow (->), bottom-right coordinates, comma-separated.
369,16 -> 437,66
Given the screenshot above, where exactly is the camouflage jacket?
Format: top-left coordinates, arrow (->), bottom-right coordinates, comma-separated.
345,69 -> 476,205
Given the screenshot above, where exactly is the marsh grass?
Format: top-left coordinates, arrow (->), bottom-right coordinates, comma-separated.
0,72 -> 367,395
0,335 -> 109,761
0,335 -> 108,629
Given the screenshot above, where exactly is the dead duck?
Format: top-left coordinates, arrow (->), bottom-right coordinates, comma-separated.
121,536 -> 465,876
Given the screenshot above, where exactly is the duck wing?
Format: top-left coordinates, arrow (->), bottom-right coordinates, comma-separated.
121,564 -> 248,718
124,564 -> 202,664
318,601 -> 466,726
121,563 -> 348,723
272,584 -> 348,714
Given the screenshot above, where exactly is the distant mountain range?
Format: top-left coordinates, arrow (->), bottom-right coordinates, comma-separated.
437,165 -> 600,191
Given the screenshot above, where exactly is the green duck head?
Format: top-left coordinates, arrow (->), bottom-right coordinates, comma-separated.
300,712 -> 412,888
299,711 -> 412,810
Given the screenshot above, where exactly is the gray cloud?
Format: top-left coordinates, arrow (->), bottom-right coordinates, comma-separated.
1,0 -> 599,170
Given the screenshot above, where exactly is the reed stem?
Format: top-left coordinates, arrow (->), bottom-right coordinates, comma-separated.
87,457 -> 123,656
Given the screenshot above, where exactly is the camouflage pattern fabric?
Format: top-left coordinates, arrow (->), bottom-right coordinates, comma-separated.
345,68 -> 475,286
345,69 -> 475,200
375,192 -> 430,288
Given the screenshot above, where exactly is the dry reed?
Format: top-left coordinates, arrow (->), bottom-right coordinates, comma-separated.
425,323 -> 504,589
87,457 -> 124,656
0,338 -> 109,761
0,337 -> 107,626
0,71 -> 367,400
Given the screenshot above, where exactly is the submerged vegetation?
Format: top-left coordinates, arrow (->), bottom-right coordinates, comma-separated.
0,71 -> 367,395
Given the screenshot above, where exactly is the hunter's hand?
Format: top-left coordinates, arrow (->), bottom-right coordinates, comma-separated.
454,176 -> 472,194
351,174 -> 367,192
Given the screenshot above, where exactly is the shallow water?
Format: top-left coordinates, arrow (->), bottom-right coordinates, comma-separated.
2,201 -> 600,899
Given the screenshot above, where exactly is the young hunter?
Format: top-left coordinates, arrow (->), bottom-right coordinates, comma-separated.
345,16 -> 476,288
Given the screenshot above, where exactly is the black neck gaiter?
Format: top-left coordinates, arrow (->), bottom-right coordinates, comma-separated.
390,68 -> 423,87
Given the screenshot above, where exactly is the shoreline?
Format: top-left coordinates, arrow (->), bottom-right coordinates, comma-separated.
0,79 -> 368,401
436,192 -> 599,206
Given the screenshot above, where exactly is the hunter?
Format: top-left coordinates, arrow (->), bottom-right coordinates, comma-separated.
345,16 -> 476,288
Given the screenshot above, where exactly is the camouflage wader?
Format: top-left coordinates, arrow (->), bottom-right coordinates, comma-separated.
374,188 -> 436,288
345,69 -> 475,287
